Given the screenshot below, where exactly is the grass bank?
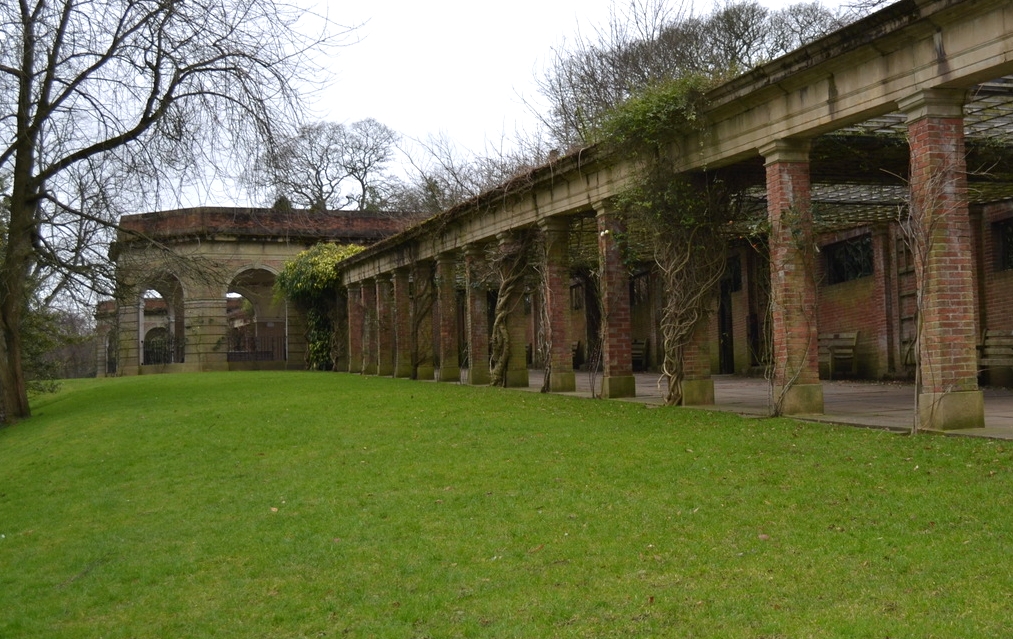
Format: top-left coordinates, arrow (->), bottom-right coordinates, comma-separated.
1,372 -> 1011,637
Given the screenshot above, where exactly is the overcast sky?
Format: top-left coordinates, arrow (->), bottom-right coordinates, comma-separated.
307,0 -> 819,156
202,0 -> 839,206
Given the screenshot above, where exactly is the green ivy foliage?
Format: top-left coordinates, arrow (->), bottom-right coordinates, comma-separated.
275,243 -> 364,306
598,74 -> 713,152
276,243 -> 364,370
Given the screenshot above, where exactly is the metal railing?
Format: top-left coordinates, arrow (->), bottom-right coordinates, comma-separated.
142,337 -> 184,365
227,335 -> 287,362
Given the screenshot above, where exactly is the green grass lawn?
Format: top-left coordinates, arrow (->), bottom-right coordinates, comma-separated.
1,372 -> 1012,638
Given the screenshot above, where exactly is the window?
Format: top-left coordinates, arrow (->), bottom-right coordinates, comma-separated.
825,235 -> 873,284
570,284 -> 584,310
995,218 -> 1013,271
630,272 -> 650,307
723,255 -> 742,292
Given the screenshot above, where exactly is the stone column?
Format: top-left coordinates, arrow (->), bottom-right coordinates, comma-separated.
115,289 -> 142,375
435,252 -> 461,382
594,202 -> 636,398
761,139 -> 823,415
375,274 -> 395,376
464,245 -> 491,385
900,89 -> 984,430
184,287 -> 229,372
496,232 -> 529,387
360,280 -> 377,375
412,261 -> 435,381
539,217 -> 576,392
346,282 -> 363,374
392,268 -> 414,378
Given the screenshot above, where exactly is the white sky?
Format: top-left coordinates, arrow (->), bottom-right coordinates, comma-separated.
200,0 -> 834,206
306,0 -> 807,157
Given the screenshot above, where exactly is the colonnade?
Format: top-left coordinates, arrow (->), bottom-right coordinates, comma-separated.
341,87 -> 986,430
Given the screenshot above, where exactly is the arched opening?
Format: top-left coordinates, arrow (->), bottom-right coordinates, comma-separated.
227,269 -> 286,362
139,275 -> 185,365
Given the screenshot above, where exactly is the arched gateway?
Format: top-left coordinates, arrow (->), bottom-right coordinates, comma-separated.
98,207 -> 398,375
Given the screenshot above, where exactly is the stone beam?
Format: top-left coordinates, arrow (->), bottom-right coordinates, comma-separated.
678,0 -> 1013,171
339,0 -> 1013,285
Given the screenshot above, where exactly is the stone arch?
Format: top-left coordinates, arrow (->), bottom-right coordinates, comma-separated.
138,273 -> 186,366
226,267 -> 287,362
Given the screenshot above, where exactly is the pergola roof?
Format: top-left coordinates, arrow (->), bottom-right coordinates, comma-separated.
725,74 -> 1013,234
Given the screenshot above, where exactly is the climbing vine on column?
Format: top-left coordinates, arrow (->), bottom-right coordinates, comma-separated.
489,231 -> 534,387
276,242 -> 364,370
602,74 -> 741,405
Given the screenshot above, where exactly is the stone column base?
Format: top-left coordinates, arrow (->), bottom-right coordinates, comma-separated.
394,362 -> 413,378
548,371 -> 576,393
919,390 -> 984,430
602,375 -> 636,398
504,369 -> 529,388
416,365 -> 435,381
377,363 -> 394,376
682,379 -> 715,406
437,366 -> 460,382
466,367 -> 490,385
775,383 -> 824,415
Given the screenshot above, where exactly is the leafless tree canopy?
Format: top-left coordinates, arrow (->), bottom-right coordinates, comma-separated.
0,0 -> 349,422
247,118 -> 400,211
533,0 -> 849,148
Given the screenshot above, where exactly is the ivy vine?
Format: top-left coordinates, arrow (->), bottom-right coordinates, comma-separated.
275,243 -> 364,370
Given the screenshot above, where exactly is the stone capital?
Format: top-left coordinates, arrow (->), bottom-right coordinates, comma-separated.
898,88 -> 966,122
538,216 -> 570,234
760,139 -> 811,165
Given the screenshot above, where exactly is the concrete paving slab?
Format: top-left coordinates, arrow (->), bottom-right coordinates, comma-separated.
511,370 -> 1013,440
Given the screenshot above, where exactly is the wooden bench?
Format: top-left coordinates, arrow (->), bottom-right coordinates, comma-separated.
979,329 -> 1013,371
632,339 -> 648,372
818,332 -> 858,379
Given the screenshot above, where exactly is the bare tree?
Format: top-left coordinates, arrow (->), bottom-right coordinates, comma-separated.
386,132 -> 548,219
0,0 -> 349,423
249,122 -> 350,211
248,118 -> 400,211
340,118 -> 400,211
532,0 -> 847,148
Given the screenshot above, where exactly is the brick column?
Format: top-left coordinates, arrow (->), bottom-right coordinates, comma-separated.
497,232 -> 529,387
375,274 -> 395,376
761,139 -> 823,415
346,282 -> 363,374
392,268 -> 414,378
464,245 -> 491,385
332,290 -> 349,372
682,314 -> 715,405
412,261 -> 435,381
595,203 -> 636,398
436,252 -> 460,382
360,280 -> 377,375
900,89 -> 983,430
539,217 -> 576,392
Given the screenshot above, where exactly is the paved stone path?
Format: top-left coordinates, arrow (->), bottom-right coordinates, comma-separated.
517,371 -> 1013,440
